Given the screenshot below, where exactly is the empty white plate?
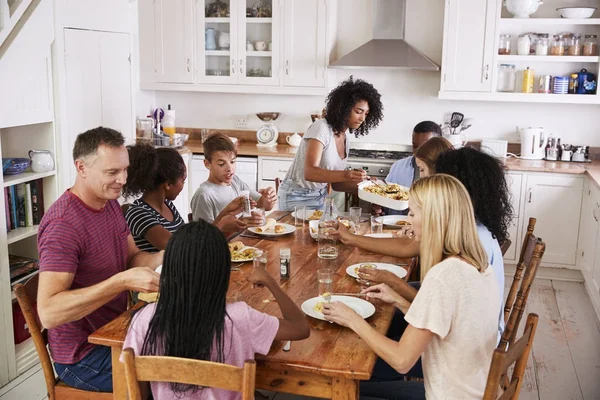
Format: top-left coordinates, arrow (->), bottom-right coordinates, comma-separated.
364,233 -> 394,238
301,295 -> 376,322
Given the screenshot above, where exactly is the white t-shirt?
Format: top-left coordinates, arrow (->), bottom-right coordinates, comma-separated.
405,257 -> 500,400
283,119 -> 349,191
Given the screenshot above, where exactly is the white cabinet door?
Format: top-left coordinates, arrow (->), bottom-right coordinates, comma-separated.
440,0 -> 498,92
282,0 -> 327,87
64,29 -> 133,186
172,152 -> 191,220
577,179 -> 599,277
522,174 -> 584,266
154,0 -> 194,83
504,172 -> 523,263
590,184 -> 600,296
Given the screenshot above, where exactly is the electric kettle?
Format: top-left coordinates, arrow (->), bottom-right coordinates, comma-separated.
519,127 -> 548,160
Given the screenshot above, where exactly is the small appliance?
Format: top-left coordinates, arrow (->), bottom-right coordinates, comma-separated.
481,140 -> 508,159
519,127 -> 548,160
256,112 -> 280,147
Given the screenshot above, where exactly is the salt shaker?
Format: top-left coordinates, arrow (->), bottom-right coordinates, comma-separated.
279,248 -> 291,280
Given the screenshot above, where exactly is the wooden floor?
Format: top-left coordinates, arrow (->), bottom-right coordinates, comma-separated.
262,279 -> 600,400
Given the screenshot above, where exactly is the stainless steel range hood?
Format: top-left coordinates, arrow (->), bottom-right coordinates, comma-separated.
329,0 -> 439,71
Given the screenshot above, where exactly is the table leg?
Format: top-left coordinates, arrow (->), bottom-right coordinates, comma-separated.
331,378 -> 359,400
111,346 -> 127,399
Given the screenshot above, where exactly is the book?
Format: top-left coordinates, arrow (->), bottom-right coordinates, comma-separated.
16,184 -> 25,228
9,254 -> 39,284
35,179 -> 45,222
4,187 -> 10,232
10,185 -> 18,229
31,180 -> 39,225
24,183 -> 33,227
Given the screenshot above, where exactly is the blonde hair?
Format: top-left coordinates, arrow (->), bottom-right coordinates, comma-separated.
414,137 -> 453,173
409,174 -> 488,278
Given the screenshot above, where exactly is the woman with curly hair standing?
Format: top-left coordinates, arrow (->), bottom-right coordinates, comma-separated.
278,76 -> 384,211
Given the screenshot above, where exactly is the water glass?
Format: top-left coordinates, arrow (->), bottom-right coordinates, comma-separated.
252,207 -> 266,226
371,215 -> 383,234
317,269 -> 334,297
349,207 -> 362,225
253,250 -> 268,271
201,129 -> 209,143
294,205 -> 306,226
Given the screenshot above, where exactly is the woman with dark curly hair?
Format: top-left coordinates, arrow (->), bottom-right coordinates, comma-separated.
278,76 -> 384,210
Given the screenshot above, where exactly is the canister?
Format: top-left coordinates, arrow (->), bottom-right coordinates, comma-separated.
522,67 -> 534,93
537,75 -> 552,94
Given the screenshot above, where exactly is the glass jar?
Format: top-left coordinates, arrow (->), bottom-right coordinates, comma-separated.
536,34 -> 549,55
499,34 -> 511,55
497,64 -> 517,92
318,197 -> 339,259
524,32 -> 538,54
550,35 -> 565,56
583,34 -> 599,56
568,34 -> 582,56
517,34 -> 531,56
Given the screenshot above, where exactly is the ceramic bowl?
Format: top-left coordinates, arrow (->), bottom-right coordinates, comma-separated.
557,7 -> 596,19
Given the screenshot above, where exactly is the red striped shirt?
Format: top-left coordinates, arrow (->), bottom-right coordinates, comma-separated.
38,190 -> 129,364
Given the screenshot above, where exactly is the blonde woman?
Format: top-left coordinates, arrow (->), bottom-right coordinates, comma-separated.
324,175 -> 501,400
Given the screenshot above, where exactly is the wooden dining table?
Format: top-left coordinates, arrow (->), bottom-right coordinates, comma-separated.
88,212 -> 412,399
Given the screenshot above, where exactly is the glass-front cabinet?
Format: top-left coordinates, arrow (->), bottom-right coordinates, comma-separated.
198,0 -> 280,85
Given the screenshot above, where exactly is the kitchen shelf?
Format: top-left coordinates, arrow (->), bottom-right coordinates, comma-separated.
500,18 -> 600,27
10,270 -> 39,300
7,225 -> 39,244
438,91 -> 600,104
205,50 -> 230,56
3,170 -> 55,187
205,17 -> 230,23
246,51 -> 272,57
246,18 -> 272,24
498,55 -> 600,63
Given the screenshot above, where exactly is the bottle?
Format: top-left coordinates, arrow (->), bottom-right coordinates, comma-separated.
569,73 -> 579,94
522,67 -> 534,93
162,104 -> 176,139
318,197 -> 339,259
279,248 -> 291,280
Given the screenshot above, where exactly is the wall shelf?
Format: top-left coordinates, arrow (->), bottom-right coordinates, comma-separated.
7,225 -> 39,244
205,17 -> 230,23
3,170 -> 56,188
439,91 -> 600,104
500,18 -> 600,27
247,51 -> 272,57
205,50 -> 230,56
246,18 -> 272,24
498,55 -> 600,63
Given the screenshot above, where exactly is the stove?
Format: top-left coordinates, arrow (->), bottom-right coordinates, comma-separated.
347,143 -> 412,178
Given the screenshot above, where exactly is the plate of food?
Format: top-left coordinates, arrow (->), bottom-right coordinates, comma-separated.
358,181 -> 409,211
228,241 -> 259,262
375,215 -> 411,229
301,295 -> 376,322
364,233 -> 394,239
291,209 -> 324,221
346,262 -> 407,279
247,218 -> 296,237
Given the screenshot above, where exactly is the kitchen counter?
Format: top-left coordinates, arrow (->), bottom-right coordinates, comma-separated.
186,140 -> 298,158
504,158 -> 600,188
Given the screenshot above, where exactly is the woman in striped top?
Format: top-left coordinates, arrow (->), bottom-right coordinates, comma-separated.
123,144 -> 187,253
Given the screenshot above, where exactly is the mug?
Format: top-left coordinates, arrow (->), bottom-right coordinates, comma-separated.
255,41 -> 267,51
28,150 -> 55,173
246,42 -> 254,51
443,133 -> 468,149
561,150 -> 573,161
572,152 -> 586,162
268,41 -> 273,51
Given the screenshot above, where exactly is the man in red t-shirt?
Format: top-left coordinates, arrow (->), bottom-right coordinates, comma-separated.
37,127 -> 162,392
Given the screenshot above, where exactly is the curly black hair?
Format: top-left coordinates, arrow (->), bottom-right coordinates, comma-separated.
122,143 -> 186,199
324,76 -> 383,138
435,147 -> 514,243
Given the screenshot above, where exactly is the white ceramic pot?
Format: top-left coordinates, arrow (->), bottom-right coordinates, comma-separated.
255,41 -> 267,51
505,0 -> 543,18
218,31 -> 230,49
28,150 -> 55,173
286,133 -> 302,147
442,133 -> 468,149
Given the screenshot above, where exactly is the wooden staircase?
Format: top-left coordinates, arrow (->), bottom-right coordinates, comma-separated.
0,0 -> 36,55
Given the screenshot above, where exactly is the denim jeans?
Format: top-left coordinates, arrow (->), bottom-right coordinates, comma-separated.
361,380 -> 425,400
54,345 -> 113,392
277,181 -> 327,211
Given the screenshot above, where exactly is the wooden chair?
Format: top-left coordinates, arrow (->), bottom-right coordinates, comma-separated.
13,274 -> 113,400
483,313 -> 539,400
499,239 -> 512,256
501,218 -> 543,350
275,177 -> 281,194
122,348 -> 256,400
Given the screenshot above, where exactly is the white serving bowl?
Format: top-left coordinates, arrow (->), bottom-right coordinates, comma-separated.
309,220 -> 319,240
505,0 -> 543,18
557,7 -> 596,19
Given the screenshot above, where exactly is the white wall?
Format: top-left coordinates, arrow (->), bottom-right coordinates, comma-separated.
149,0 -> 600,146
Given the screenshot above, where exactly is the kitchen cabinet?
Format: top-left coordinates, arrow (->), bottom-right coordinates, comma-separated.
578,178 -> 600,317
63,28 -> 134,187
504,172 -> 523,263
154,0 -> 194,83
440,0 -> 499,92
522,173 -> 584,266
258,156 -> 293,190
282,0 -> 327,87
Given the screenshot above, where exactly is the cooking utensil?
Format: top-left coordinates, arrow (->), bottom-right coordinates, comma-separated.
450,112 -> 464,135
239,233 -> 277,241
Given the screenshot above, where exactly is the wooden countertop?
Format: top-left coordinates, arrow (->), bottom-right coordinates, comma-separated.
186,140 -> 298,158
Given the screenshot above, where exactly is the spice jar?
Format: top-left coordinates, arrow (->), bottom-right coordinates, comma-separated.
551,35 -> 565,56
568,34 -> 582,56
569,73 -> 579,94
517,34 -> 531,56
583,34 -> 598,56
524,32 -> 538,54
536,34 -> 549,55
499,34 -> 511,55
497,64 -> 517,92
279,248 -> 291,280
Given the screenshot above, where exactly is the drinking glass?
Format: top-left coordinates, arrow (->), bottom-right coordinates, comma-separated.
294,205 -> 306,226
317,269 -> 334,298
251,207 -> 266,226
371,215 -> 383,234
253,250 -> 268,275
349,207 -> 362,226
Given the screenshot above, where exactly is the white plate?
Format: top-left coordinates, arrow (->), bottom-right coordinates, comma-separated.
301,295 -> 376,322
155,265 -> 162,274
364,233 -> 394,238
291,209 -> 323,221
358,181 -> 409,211
230,246 -> 259,262
346,262 -> 407,279
375,215 -> 411,228
248,223 -> 296,237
